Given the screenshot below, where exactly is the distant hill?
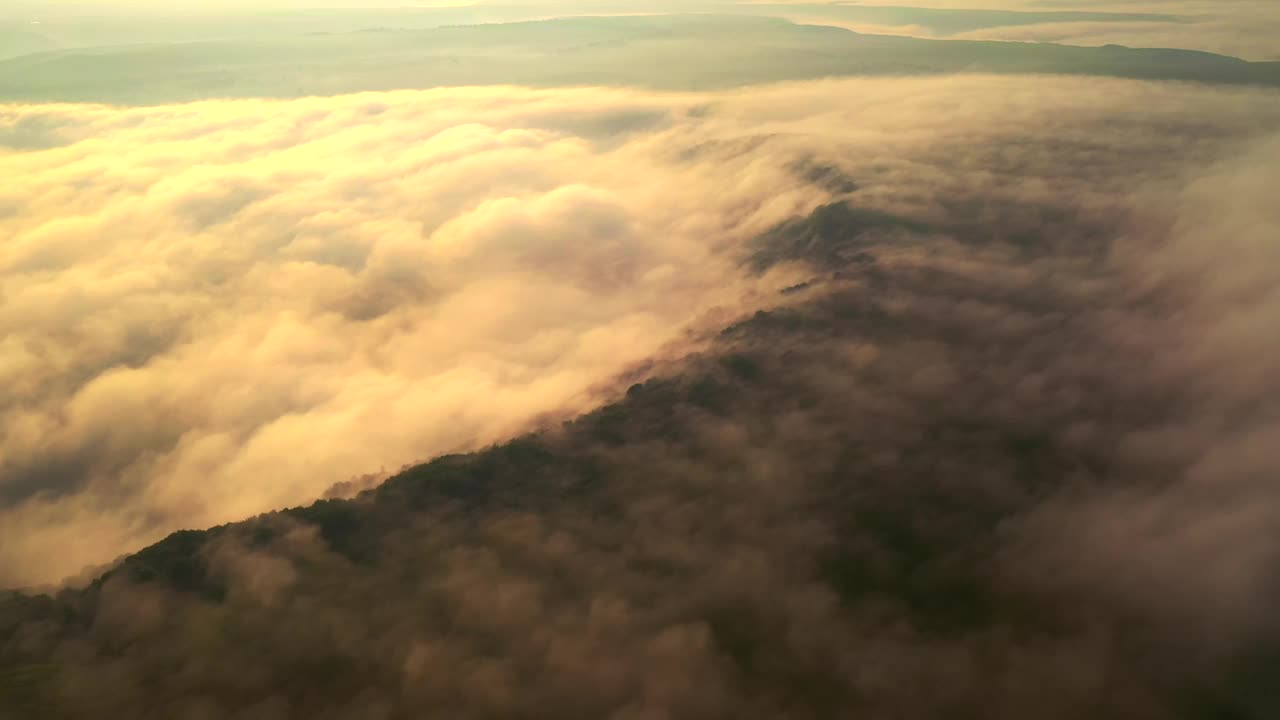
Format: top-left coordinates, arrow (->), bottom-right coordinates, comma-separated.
0,30 -> 56,61
0,15 -> 1275,104
719,2 -> 1185,35
0,1 -> 1189,53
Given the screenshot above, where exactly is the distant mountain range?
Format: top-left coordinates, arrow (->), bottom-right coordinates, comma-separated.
1,15 -> 1276,104
0,1 -> 1190,61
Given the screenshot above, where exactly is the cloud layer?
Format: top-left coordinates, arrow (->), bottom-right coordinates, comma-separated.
1,63 -> 1280,720
2,73 -> 1279,606
0,86 -> 825,588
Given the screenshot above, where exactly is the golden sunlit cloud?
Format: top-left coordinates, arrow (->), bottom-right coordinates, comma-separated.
2,76 -> 1280,589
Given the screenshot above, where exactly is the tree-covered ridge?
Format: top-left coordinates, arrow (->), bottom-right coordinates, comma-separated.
3,193 -> 1278,718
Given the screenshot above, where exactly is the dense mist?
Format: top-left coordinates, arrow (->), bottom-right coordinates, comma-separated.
2,2 -> 1278,718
